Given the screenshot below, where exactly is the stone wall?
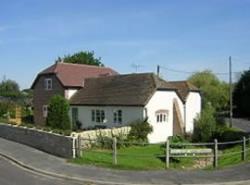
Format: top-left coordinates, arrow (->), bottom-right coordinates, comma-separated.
71,126 -> 131,148
0,123 -> 76,158
72,126 -> 131,139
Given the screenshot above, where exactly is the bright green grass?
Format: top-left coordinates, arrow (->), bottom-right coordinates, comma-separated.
70,143 -> 250,170
71,144 -> 194,170
218,144 -> 250,168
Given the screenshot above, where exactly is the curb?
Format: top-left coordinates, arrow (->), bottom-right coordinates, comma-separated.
183,180 -> 250,185
0,152 -> 169,185
0,152 -> 250,185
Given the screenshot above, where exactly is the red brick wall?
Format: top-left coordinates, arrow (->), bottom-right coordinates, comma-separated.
33,74 -> 65,125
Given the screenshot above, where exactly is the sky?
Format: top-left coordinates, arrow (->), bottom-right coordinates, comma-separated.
1,0 -> 250,89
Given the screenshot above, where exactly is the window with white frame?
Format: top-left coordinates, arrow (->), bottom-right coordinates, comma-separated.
44,78 -> 52,90
155,110 -> 169,123
113,110 -> 122,124
92,110 -> 105,123
43,105 -> 48,118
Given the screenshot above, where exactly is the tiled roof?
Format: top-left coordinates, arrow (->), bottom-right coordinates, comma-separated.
31,62 -> 118,88
169,81 -> 200,102
70,73 -> 178,106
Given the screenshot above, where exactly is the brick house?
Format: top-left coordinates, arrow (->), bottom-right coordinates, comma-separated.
31,62 -> 118,125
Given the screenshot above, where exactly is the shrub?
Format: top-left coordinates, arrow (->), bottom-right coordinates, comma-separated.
21,106 -> 34,124
92,130 -> 129,149
46,95 -> 71,130
165,135 -> 189,149
92,131 -> 113,149
128,119 -> 153,143
169,135 -> 188,144
0,102 -> 9,118
192,104 -> 216,142
0,102 -> 15,118
213,126 -> 247,142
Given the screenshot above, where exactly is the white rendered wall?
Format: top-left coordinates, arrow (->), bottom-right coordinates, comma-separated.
65,89 -> 78,99
69,106 -> 144,129
145,91 -> 184,144
185,92 -> 201,133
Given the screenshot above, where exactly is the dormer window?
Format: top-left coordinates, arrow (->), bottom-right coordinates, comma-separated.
44,78 -> 52,90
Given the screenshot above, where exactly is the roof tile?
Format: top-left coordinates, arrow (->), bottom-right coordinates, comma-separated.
33,62 -> 118,88
70,73 -> 178,106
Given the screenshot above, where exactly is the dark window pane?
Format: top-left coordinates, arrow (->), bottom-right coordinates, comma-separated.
91,110 -> 95,122
96,110 -> 100,123
118,110 -> 122,123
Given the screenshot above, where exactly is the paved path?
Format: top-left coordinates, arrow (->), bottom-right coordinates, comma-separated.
0,137 -> 250,185
0,157 -> 84,185
232,118 -> 250,133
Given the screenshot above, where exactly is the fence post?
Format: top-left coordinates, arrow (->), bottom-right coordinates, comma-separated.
165,139 -> 170,169
112,137 -> 117,165
213,139 -> 218,168
72,137 -> 77,159
242,137 -> 246,161
77,135 -> 82,157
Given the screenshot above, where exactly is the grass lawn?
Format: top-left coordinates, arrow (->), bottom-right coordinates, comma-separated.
70,142 -> 250,170
70,144 -> 195,170
218,144 -> 250,168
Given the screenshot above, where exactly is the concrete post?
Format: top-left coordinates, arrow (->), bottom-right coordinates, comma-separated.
165,139 -> 170,169
214,139 -> 218,168
113,137 -> 117,165
77,135 -> 82,157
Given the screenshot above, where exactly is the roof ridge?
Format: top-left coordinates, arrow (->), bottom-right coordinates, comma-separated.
169,80 -> 188,83
57,62 -> 111,69
40,63 -> 58,74
85,72 -> 155,80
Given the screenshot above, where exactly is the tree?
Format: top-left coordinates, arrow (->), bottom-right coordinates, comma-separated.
46,95 -> 71,130
192,104 -> 216,142
188,70 -> 229,111
0,79 -> 21,99
233,69 -> 250,118
56,51 -> 104,66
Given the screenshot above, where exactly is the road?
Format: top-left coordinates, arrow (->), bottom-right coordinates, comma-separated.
1,156 -> 250,185
0,157 -> 86,185
232,118 -> 250,133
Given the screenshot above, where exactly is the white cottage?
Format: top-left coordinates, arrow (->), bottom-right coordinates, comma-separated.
70,73 -> 201,143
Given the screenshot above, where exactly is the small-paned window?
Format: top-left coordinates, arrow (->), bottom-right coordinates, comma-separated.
113,110 -> 122,124
92,110 -> 105,123
44,78 -> 52,90
155,110 -> 169,123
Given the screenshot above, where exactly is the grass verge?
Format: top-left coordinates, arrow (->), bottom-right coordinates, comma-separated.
70,144 -> 195,170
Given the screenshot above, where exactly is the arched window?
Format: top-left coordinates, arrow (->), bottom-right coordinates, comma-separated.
155,110 -> 169,123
